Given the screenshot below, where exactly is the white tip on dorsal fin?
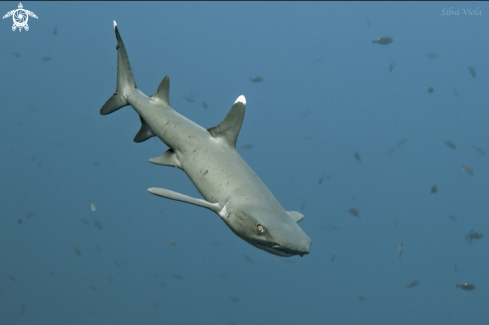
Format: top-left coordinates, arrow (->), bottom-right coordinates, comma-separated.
235,95 -> 246,105
113,21 -> 117,29
207,95 -> 246,149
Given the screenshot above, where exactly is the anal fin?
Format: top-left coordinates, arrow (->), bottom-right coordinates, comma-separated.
134,116 -> 155,143
149,149 -> 181,168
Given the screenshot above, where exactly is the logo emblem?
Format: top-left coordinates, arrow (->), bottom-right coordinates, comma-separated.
3,3 -> 37,32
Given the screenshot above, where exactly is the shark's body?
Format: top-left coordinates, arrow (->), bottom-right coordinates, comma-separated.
101,22 -> 311,257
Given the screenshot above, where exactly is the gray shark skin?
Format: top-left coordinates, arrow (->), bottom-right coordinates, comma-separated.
100,22 -> 311,257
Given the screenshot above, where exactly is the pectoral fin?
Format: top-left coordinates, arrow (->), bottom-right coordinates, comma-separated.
287,211 -> 304,223
148,187 -> 221,214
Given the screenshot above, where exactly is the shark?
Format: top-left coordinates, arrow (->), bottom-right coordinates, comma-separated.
100,22 -> 311,257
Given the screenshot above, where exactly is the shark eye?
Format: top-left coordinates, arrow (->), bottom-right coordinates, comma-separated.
256,224 -> 265,234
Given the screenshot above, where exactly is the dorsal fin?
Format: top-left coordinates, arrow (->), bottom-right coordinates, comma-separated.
133,115 -> 155,143
207,95 -> 246,148
151,76 -> 170,105
287,211 -> 305,223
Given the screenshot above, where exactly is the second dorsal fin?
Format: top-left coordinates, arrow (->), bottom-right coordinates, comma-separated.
151,76 -> 170,105
207,95 -> 246,149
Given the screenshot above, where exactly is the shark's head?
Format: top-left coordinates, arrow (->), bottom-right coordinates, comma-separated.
220,204 -> 311,257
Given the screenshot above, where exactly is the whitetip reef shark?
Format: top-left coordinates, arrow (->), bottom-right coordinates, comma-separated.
100,21 -> 311,257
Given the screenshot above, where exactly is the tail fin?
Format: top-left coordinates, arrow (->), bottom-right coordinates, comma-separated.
100,21 -> 136,115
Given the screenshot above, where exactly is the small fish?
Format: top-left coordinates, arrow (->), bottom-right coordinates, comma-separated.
445,141 -> 456,149
250,76 -> 263,83
454,263 -> 457,272
49,271 -> 55,278
389,61 -> 395,72
95,245 -> 102,252
303,109 -> 309,117
453,87 -> 458,97
329,225 -> 339,231
301,202 -> 305,212
80,218 -> 89,225
74,246 -> 81,256
394,218 -> 401,228
160,282 -> 166,287
90,203 -> 96,212
7,275 -> 17,282
113,261 -> 121,268
386,148 -> 396,154
21,304 -> 25,315
357,295 -> 366,301
468,66 -> 476,78
109,276 -> 114,283
427,86 -> 434,93
473,146 -> 486,156
448,215 -> 457,223
53,26 -> 57,35
240,144 -> 253,149
372,36 -> 393,45
93,219 -> 103,230
407,280 -> 419,288
431,185 -> 437,194
347,207 -> 360,218
398,241 -> 403,257
169,238 -> 176,247
354,152 -> 362,162
229,297 -> 240,302
17,219 -> 23,224
202,101 -> 208,109
366,18 -> 371,27
398,138 -> 407,146
456,283 -> 475,292
462,164 -> 473,175
41,56 -> 51,62
426,52 -> 440,59
331,252 -> 337,261
183,95 -> 194,103
243,254 -> 253,263
173,274 -> 184,280
13,52 -> 21,58
465,229 -> 483,244
93,160 -> 101,165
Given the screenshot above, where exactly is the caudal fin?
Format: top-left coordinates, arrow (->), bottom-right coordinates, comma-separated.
100,21 -> 136,115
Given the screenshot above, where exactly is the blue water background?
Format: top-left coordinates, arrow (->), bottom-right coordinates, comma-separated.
1,2 -> 488,324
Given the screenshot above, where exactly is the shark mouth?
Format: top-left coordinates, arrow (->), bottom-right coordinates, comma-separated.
253,242 -> 309,257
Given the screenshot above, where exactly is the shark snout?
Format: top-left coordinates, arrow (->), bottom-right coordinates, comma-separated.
296,235 -> 312,256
